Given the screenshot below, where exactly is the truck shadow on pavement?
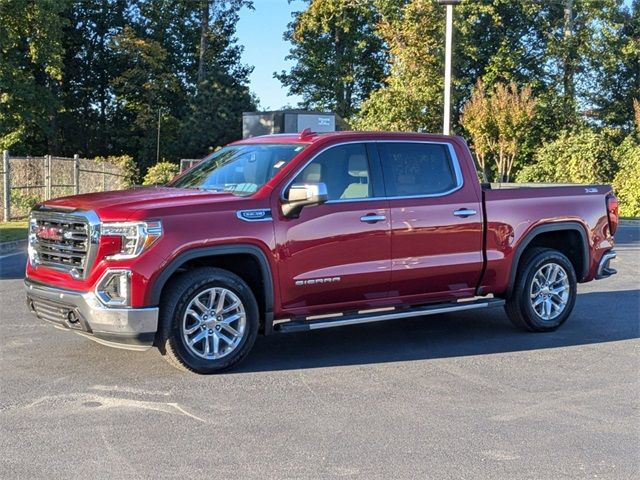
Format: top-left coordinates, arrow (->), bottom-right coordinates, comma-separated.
237,289 -> 640,373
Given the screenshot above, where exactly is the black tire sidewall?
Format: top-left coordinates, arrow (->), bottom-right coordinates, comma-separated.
518,251 -> 577,331
168,270 -> 259,373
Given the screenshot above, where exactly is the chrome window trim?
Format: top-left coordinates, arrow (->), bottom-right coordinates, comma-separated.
280,140 -> 464,205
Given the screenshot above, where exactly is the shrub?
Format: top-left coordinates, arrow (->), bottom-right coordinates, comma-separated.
517,129 -> 616,184
143,161 -> 179,186
612,136 -> 640,217
95,155 -> 139,187
10,191 -> 40,216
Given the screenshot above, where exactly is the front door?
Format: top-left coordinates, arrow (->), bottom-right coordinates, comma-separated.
376,141 -> 484,302
275,142 -> 391,315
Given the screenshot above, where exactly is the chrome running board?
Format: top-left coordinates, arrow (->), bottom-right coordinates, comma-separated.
274,298 -> 505,333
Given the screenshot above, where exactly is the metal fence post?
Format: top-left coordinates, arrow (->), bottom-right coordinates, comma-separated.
3,150 -> 10,222
74,154 -> 80,195
44,154 -> 52,200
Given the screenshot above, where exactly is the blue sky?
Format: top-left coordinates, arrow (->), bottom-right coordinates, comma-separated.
236,1 -> 305,110
236,0 -> 636,111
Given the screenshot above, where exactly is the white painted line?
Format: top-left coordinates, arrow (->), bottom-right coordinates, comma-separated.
0,251 -> 26,260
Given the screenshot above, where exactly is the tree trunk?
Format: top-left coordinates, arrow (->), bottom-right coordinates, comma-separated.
498,149 -> 506,182
482,160 -> 492,184
197,0 -> 210,85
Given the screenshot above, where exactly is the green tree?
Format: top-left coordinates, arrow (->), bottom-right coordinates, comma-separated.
355,0 -> 627,143
183,0 -> 256,158
611,100 -> 640,217
57,0 -> 127,157
460,81 -> 536,182
110,26 -> 182,170
613,135 -> 640,217
587,0 -> 639,131
516,129 -> 616,184
276,0 -> 387,118
353,0 -> 443,131
459,81 -> 494,181
0,0 -> 69,153
354,0 -> 548,134
143,161 -> 180,186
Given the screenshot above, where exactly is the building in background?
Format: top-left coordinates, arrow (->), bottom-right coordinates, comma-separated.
242,110 -> 341,138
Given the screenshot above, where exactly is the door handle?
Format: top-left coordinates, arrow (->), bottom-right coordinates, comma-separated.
453,208 -> 477,218
360,214 -> 386,223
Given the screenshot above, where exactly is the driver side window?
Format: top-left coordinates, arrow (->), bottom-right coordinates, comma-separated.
291,143 -> 372,201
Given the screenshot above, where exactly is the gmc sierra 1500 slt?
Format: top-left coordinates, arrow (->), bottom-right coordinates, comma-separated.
25,131 -> 619,373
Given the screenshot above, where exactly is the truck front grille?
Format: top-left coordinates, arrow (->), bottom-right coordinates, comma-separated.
29,209 -> 99,279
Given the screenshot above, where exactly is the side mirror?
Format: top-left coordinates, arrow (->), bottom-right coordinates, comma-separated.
282,183 -> 328,218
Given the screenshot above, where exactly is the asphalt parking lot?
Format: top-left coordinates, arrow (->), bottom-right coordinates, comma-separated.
1,225 -> 638,479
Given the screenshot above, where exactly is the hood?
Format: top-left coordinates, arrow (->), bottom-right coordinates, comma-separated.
41,186 -> 239,221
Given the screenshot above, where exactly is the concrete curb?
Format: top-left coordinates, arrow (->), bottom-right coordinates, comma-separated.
0,239 -> 27,255
620,219 -> 640,226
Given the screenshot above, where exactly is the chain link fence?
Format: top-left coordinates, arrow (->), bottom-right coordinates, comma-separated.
1,151 -> 129,221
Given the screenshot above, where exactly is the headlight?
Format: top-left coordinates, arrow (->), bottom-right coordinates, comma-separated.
101,221 -> 162,260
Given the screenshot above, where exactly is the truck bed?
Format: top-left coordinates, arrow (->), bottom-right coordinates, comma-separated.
479,182 -> 614,295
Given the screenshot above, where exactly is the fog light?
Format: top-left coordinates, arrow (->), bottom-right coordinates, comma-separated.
96,270 -> 131,306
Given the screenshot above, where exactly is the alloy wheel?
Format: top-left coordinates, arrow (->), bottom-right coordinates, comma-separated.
182,287 -> 246,360
529,262 -> 570,321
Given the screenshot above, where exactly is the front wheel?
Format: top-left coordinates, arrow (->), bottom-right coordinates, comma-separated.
505,248 -> 577,332
158,267 -> 259,374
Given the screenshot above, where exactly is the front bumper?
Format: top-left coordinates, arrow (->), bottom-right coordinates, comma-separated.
25,278 -> 158,351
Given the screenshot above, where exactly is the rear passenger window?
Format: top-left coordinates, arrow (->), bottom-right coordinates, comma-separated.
378,143 -> 458,197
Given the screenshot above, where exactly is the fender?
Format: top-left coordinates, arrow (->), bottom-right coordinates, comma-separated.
506,221 -> 590,297
149,244 -> 275,334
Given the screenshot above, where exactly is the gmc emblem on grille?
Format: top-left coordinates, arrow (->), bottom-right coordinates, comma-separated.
36,225 -> 63,241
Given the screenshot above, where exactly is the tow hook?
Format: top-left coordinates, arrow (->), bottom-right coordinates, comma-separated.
67,311 -> 79,324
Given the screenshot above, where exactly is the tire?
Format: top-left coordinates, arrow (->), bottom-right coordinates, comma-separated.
158,267 -> 259,374
505,248 -> 577,332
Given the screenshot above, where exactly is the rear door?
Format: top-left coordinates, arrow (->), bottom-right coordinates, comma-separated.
275,142 -> 391,314
377,141 -> 483,301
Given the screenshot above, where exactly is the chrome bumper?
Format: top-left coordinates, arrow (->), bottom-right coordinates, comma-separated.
25,279 -> 158,351
596,250 -> 617,280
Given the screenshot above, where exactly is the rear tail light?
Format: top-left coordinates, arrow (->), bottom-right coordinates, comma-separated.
606,195 -> 619,236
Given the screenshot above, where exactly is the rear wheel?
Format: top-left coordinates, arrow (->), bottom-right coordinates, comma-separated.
158,267 -> 259,374
505,248 -> 577,332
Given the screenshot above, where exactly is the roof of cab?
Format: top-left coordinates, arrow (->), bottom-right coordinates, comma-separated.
232,130 -> 457,146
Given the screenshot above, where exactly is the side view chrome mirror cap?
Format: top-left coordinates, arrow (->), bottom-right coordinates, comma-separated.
282,183 -> 328,218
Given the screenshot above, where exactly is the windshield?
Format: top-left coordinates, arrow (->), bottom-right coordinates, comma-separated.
170,143 -> 306,196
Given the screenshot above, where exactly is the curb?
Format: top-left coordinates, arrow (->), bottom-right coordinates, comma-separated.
620,219 -> 640,226
0,239 -> 27,256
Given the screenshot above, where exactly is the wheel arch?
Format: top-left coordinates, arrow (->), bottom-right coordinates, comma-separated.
149,244 -> 275,335
506,222 -> 589,298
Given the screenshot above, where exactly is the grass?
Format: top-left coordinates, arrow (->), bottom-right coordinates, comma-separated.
0,220 -> 29,242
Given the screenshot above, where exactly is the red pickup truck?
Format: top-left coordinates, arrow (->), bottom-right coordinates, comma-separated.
25,131 -> 619,373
